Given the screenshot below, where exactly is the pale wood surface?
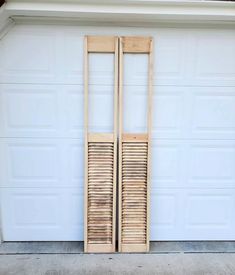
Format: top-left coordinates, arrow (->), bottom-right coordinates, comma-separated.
88,133 -> 114,142
84,36 -> 89,253
146,38 -> 154,251
121,140 -> 148,249
112,37 -> 119,248
118,36 -> 153,253
85,36 -> 153,253
87,141 -> 114,246
122,133 -> 148,142
87,36 -> 116,53
121,243 -> 149,253
86,244 -> 115,253
122,36 -> 152,53
118,37 -> 124,252
84,36 -> 118,253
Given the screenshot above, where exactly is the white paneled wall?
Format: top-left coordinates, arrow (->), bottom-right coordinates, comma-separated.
0,25 -> 235,241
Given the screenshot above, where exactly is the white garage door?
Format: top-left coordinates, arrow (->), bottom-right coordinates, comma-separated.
0,25 -> 235,241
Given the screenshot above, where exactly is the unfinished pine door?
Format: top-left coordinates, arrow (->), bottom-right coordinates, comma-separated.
84,36 -> 153,253
84,36 -> 118,253
118,37 -> 153,252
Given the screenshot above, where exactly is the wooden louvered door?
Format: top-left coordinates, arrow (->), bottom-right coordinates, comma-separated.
118,37 -> 153,252
84,36 -> 118,253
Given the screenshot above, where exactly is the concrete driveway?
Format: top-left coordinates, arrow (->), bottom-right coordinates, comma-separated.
1,242 -> 235,275
1,253 -> 235,275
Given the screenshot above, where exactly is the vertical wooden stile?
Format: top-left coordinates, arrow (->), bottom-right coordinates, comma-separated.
118,36 -> 153,252
147,39 -> 154,251
84,36 -> 118,253
84,36 -> 89,253
118,37 -> 123,253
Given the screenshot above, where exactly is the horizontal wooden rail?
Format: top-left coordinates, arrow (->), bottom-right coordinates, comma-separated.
87,36 -> 116,53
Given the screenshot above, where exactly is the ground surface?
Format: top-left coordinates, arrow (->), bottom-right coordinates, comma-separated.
1,242 -> 235,275
1,253 -> 235,275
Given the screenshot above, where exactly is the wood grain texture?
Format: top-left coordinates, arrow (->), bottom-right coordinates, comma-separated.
146,38 -> 154,251
118,37 -> 124,252
122,36 -> 152,53
123,133 -> 148,142
87,36 -> 116,53
88,133 -> 114,142
84,36 -> 89,253
84,36 -> 118,253
87,141 -> 114,245
121,140 -> 148,248
119,36 -> 153,253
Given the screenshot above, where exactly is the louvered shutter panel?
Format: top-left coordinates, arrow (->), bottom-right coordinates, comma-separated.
84,36 -> 118,253
118,37 -> 153,252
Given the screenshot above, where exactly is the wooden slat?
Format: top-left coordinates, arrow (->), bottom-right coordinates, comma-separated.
87,142 -> 114,246
87,36 -> 116,53
121,140 -> 148,247
122,36 -> 152,53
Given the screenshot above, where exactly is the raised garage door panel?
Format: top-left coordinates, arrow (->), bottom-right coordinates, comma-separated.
0,28 -> 115,241
0,25 -> 235,241
120,29 -> 235,240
